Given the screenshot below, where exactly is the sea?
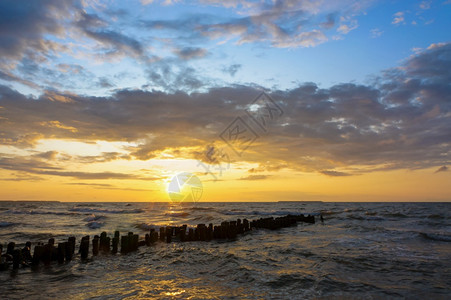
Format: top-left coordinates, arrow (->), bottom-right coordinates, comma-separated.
0,201 -> 450,299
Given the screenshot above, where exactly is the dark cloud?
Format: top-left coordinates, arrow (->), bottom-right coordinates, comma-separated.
76,152 -> 131,163
320,170 -> 353,177
145,59 -> 206,92
239,175 -> 270,180
65,182 -> 154,191
222,64 -> 242,76
0,156 -> 155,180
32,151 -> 59,160
83,29 -> 144,58
97,77 -> 115,88
435,166 -> 448,173
320,13 -> 337,29
0,0 -> 76,60
173,47 -> 208,60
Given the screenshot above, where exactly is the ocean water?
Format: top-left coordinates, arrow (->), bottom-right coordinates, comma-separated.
0,201 -> 450,299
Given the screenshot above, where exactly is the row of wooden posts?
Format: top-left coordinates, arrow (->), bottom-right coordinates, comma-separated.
0,214 -> 316,270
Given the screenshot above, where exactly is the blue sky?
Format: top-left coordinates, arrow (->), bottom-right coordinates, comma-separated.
2,0 -> 450,97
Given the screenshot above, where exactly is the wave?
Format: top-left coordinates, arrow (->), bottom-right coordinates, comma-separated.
86,221 -> 105,229
419,232 -> 451,242
75,203 -> 102,207
0,221 -> 16,228
83,214 -> 107,222
2,209 -> 81,216
427,214 -> 445,220
70,208 -> 144,214
383,212 -> 408,218
189,207 -> 215,211
220,210 -> 321,216
365,211 -> 378,216
164,212 -> 190,217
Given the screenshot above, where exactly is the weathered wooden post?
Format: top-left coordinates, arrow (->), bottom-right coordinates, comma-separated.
32,243 -> 43,265
68,237 -> 76,258
65,241 -> 73,262
121,235 -> 129,254
145,234 -> 151,246
92,235 -> 99,256
57,242 -> 66,264
99,232 -> 107,252
80,236 -> 90,259
6,242 -> 15,256
188,228 -> 194,241
132,234 -> 139,250
150,230 -> 159,244
179,225 -> 186,242
21,241 -> 32,263
243,219 -> 250,231
165,227 -> 172,243
12,249 -> 21,269
207,223 -> 213,241
112,231 -> 119,254
237,219 -> 244,234
112,237 -> 119,254
159,227 -> 165,242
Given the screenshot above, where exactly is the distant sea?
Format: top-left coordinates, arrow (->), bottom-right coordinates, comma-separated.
0,201 -> 450,299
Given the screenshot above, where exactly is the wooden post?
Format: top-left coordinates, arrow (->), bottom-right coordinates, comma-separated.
57,242 -> 66,264
112,237 -> 119,254
132,234 -> 139,250
68,237 -> 76,257
32,244 -> 43,265
6,242 -> 15,256
21,241 -> 32,263
243,219 -> 250,231
121,235 -> 129,254
92,235 -> 99,256
80,236 -> 90,260
65,241 -> 73,262
188,228 -> 194,241
166,227 -> 172,243
159,227 -> 165,241
12,249 -> 21,269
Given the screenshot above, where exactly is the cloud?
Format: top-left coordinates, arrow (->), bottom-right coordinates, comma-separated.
420,1 -> 432,10
173,47 -> 208,60
239,175 -> 270,180
0,0 -> 75,61
370,28 -> 383,38
320,13 -> 336,29
144,0 -> 372,49
0,42 -> 450,179
337,19 -> 358,34
222,64 -> 242,76
65,182 -> 154,191
392,12 -> 405,25
434,166 -> 448,173
0,156 -> 155,180
320,170 -> 353,177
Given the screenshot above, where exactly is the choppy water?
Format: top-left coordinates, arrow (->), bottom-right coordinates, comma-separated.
0,201 -> 450,299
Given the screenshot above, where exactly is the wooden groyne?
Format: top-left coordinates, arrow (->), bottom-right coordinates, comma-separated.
0,214 -> 316,271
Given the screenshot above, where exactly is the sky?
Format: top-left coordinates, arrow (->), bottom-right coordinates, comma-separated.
0,0 -> 450,202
